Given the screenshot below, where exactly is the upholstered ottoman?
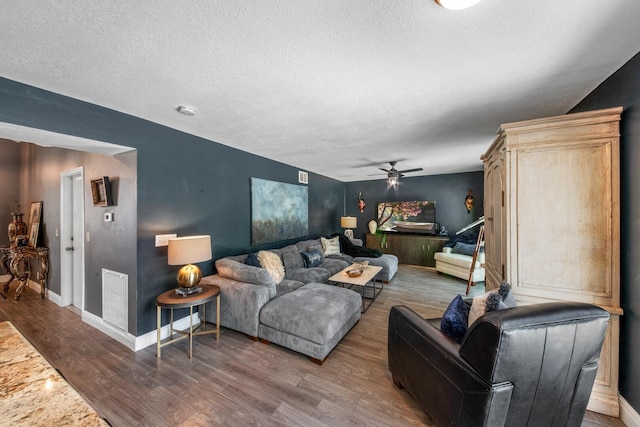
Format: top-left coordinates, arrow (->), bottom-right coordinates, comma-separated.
354,254 -> 398,283
258,282 -> 361,364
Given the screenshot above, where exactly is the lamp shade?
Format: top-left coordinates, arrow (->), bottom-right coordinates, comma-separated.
167,235 -> 212,265
340,216 -> 357,229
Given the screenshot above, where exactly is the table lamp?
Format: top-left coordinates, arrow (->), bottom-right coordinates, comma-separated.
341,216 -> 357,239
168,235 -> 212,288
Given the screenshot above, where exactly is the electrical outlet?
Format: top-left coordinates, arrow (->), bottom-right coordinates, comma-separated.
155,234 -> 177,247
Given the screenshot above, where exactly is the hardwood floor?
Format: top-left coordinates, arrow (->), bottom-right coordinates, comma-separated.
0,267 -> 627,426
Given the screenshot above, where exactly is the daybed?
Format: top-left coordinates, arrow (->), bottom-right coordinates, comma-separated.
200,236 -> 397,363
434,243 -> 485,284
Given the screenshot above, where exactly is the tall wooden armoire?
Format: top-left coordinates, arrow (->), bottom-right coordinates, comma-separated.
481,107 -> 623,417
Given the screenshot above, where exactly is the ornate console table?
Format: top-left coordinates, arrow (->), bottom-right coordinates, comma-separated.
0,246 -> 49,300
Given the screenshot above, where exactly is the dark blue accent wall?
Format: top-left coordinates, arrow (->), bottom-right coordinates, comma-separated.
570,51 -> 640,414
345,172 -> 484,240
0,77 -> 344,335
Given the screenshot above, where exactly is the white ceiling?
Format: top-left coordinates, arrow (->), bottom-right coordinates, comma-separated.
1,0 -> 639,182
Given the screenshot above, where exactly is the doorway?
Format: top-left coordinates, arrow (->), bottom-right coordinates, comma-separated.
60,167 -> 85,309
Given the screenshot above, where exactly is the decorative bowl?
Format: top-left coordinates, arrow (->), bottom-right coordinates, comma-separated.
354,261 -> 369,269
346,268 -> 363,277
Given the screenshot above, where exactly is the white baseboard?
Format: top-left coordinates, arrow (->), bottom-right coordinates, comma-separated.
620,396 -> 640,427
35,279 -> 200,352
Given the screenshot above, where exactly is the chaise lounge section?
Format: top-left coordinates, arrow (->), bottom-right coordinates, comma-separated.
200,236 -> 396,363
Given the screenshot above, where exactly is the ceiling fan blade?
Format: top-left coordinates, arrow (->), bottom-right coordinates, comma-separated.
379,168 -> 391,173
398,168 -> 423,174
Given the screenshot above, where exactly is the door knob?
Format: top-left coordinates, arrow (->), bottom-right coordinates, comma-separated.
65,247 -> 74,251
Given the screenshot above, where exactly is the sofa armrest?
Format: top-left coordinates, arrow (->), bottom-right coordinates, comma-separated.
215,257 -> 276,298
200,274 -> 271,337
388,305 -> 512,427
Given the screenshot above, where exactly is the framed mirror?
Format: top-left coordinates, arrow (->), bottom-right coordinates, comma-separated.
27,201 -> 42,247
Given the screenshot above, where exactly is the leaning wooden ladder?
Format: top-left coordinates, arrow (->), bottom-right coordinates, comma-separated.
466,224 -> 484,295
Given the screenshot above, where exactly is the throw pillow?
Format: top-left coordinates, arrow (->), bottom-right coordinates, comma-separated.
301,249 -> 323,267
468,293 -> 489,326
468,285 -> 517,326
256,251 -> 285,285
245,252 -> 261,267
498,281 -> 517,308
440,295 -> 469,343
451,242 -> 476,256
321,236 -> 341,256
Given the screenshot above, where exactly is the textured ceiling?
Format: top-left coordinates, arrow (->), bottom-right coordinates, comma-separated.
1,0 -> 640,182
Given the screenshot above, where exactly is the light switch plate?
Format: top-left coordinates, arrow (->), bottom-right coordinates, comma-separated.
104,212 -> 114,222
155,234 -> 177,247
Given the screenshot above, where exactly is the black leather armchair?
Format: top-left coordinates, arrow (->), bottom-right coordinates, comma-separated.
388,302 -> 609,427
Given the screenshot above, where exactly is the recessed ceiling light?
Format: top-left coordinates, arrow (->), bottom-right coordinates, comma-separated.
177,105 -> 196,116
435,0 -> 482,10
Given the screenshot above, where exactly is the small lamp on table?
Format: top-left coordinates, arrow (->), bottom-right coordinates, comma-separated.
168,235 -> 212,294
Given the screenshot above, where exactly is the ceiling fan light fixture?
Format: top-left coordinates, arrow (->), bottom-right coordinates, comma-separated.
435,0 -> 482,10
388,176 -> 399,188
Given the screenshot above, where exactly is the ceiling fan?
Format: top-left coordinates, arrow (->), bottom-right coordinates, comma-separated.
379,161 -> 423,186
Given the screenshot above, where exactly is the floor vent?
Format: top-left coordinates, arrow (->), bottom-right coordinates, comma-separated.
102,269 -> 128,332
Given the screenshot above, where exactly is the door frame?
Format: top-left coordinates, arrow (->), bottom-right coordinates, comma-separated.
60,166 -> 85,307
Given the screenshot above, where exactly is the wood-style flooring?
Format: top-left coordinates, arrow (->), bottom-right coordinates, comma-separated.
0,267 -> 627,426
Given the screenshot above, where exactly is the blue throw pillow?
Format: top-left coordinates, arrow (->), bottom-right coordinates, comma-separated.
301,249 -> 323,267
440,295 -> 469,343
451,242 -> 476,256
245,252 -> 261,267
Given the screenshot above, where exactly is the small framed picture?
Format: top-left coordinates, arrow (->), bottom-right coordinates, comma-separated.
27,201 -> 43,247
90,177 -> 113,207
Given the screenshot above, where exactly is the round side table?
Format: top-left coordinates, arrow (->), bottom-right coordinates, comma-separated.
156,284 -> 220,359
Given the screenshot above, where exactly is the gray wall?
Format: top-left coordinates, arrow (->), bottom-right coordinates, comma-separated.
0,139 -> 20,246
570,51 -> 640,414
345,171 -> 485,240
3,140 -> 138,333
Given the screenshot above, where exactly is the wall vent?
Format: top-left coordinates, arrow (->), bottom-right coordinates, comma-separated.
102,269 -> 128,332
298,171 -> 309,184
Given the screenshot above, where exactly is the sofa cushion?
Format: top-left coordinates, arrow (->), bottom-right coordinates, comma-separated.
259,282 -> 361,345
295,239 -> 322,253
301,249 -> 323,267
440,294 -> 469,343
282,246 -> 304,272
284,267 -> 331,284
215,258 -> 276,292
321,236 -> 341,256
257,250 -> 285,284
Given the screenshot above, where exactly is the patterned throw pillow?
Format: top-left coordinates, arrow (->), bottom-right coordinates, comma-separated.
301,249 -> 323,267
256,251 -> 285,284
468,282 -> 517,326
321,236 -> 341,256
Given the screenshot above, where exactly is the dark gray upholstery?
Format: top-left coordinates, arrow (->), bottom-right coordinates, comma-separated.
388,302 -> 609,427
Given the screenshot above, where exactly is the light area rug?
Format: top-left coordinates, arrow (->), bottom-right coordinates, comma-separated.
0,321 -> 109,426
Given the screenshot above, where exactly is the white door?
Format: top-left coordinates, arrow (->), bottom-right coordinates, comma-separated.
60,167 -> 85,309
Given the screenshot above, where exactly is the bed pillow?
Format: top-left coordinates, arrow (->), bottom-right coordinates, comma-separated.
452,242 -> 476,256
440,295 -> 469,343
257,251 -> 285,284
321,236 -> 341,256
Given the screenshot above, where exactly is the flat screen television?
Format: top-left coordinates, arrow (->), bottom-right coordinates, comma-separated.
376,200 -> 436,234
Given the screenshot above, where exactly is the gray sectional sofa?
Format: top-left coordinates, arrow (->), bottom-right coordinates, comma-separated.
200,237 -> 398,363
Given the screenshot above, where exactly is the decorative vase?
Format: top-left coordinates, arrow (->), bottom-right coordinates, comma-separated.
8,213 -> 27,245
368,220 -> 377,234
